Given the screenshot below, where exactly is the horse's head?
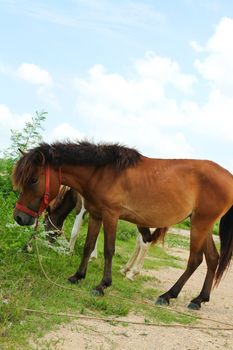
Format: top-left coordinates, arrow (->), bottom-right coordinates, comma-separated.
12,148 -> 61,226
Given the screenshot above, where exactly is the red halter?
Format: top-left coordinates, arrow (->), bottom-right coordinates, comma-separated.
16,166 -> 61,219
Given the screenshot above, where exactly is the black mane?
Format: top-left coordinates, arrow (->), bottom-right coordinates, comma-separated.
13,140 -> 142,189
40,141 -> 141,169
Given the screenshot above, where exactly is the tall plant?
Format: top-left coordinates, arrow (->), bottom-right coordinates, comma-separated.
1,111 -> 47,194
4,111 -> 47,161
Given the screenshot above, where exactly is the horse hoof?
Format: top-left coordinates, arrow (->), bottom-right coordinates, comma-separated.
188,302 -> 201,310
125,272 -> 135,281
155,296 -> 169,306
68,275 -> 79,284
120,268 -> 127,276
91,288 -> 104,297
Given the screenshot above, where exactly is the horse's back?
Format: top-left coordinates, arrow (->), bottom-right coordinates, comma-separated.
117,157 -> 233,227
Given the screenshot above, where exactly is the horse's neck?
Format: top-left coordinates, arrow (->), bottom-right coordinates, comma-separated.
60,164 -> 95,195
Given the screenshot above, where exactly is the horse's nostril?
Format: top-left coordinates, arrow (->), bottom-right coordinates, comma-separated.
16,215 -> 23,226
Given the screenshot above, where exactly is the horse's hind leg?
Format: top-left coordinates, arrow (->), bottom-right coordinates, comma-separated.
156,217 -> 215,309
126,239 -> 150,280
121,233 -> 150,277
188,233 -> 219,310
138,226 -> 154,243
120,233 -> 141,276
122,234 -> 150,280
126,235 -> 150,280
156,250 -> 204,307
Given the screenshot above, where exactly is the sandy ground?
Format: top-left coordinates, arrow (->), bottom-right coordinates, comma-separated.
35,233 -> 233,350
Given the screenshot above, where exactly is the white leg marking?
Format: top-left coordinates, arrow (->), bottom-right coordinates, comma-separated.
90,239 -> 98,259
120,233 -> 141,276
125,234 -> 151,280
69,204 -> 86,252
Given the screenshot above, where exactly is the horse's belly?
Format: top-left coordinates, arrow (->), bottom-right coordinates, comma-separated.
119,202 -> 192,227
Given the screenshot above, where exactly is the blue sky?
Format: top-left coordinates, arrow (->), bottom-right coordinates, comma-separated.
1,0 -> 233,171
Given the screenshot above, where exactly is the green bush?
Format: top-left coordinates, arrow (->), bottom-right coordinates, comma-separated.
0,158 -> 14,196
117,220 -> 137,241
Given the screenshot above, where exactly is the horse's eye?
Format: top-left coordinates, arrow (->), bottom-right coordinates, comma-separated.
30,178 -> 38,185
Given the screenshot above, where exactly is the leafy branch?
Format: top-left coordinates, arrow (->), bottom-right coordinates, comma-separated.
4,111 -> 47,161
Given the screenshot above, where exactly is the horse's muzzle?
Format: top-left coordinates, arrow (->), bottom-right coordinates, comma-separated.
13,209 -> 35,226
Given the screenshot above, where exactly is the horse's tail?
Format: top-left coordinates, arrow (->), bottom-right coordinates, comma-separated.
150,227 -> 169,246
215,205 -> 233,286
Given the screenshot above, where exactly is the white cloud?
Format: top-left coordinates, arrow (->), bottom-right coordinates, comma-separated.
48,122 -> 85,142
17,63 -> 53,86
186,16 -> 233,144
194,17 -> 233,94
190,40 -> 205,53
72,25 -> 233,166
186,89 -> 233,142
75,53 -> 197,126
135,52 -> 197,94
0,62 -> 57,109
74,52 -> 197,158
15,63 -> 60,110
0,105 -> 32,150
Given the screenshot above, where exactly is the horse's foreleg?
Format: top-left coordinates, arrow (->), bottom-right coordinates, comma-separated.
68,215 -> 102,283
188,233 -> 219,310
69,206 -> 86,252
92,212 -> 118,296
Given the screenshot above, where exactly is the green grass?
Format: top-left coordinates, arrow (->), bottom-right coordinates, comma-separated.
174,217 -> 219,236
165,232 -> 190,249
0,203 -> 197,350
174,218 -> 191,230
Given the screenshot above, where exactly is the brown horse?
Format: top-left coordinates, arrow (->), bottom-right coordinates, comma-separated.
44,185 -> 163,275
12,141 -> 233,309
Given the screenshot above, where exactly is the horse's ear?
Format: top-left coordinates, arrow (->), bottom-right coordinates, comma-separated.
18,148 -> 26,156
36,151 -> 46,166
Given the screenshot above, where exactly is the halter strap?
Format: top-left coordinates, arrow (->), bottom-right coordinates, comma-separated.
15,166 -> 61,221
38,165 -> 50,215
15,202 -> 38,218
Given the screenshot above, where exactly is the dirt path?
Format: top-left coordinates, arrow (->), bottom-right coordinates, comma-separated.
35,236 -> 233,350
